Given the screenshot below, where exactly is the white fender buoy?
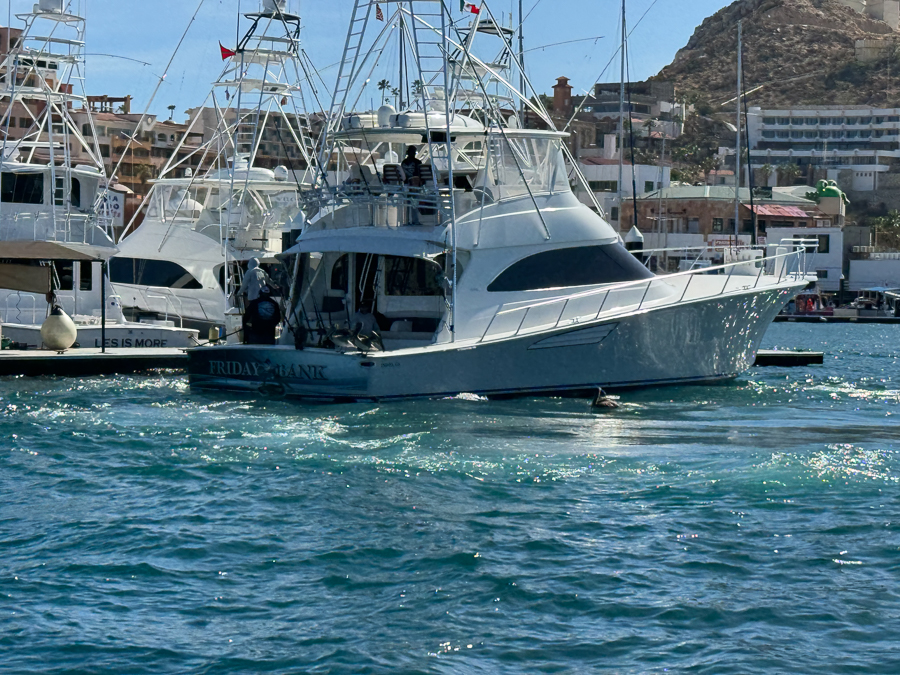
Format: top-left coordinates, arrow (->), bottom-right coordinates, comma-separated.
40,306 -> 77,351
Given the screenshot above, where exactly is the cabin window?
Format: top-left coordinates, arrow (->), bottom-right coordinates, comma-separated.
71,178 -> 81,208
79,261 -> 93,291
487,244 -> 653,293
331,254 -> 349,291
1,172 -> 44,204
53,260 -> 74,291
383,256 -> 443,296
109,257 -> 202,289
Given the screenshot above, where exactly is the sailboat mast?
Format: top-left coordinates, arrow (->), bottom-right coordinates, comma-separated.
734,19 -> 742,242
618,0 -> 626,230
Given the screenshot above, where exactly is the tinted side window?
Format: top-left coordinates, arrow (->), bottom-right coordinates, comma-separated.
487,244 -> 653,293
1,172 -> 44,204
331,254 -> 348,291
109,257 -> 202,289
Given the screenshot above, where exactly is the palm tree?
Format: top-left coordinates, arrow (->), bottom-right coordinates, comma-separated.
411,80 -> 423,97
377,79 -> 391,104
134,163 -> 153,194
777,163 -> 802,186
758,163 -> 774,187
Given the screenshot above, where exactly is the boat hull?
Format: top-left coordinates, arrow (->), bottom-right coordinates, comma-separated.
3,322 -> 199,350
187,283 -> 800,400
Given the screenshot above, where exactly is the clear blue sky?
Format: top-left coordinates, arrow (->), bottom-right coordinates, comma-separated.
5,0 -> 734,119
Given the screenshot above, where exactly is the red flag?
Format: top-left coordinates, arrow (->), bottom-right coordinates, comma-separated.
464,3 -> 480,13
375,3 -> 384,21
219,42 -> 236,60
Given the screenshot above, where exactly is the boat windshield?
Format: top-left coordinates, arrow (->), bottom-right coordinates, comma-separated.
146,184 -> 300,232
475,135 -> 569,200
326,132 -> 569,203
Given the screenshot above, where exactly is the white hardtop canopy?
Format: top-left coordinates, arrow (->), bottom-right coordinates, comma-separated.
280,227 -> 446,259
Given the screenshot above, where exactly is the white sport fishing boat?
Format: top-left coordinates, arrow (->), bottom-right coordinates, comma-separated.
0,0 -> 197,349
111,0 -> 320,332
186,0 -> 813,401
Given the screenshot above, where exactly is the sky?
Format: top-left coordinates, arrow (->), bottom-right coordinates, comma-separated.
5,0 -> 735,120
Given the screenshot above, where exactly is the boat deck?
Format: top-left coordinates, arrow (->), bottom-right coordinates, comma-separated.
0,348 -> 187,377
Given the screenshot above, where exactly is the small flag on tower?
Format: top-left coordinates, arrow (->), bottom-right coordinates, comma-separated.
463,3 -> 480,14
375,3 -> 384,21
219,42 -> 236,60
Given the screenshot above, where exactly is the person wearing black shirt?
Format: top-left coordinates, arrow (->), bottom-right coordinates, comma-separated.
401,146 -> 423,185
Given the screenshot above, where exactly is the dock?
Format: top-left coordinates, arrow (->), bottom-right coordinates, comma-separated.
753,350 -> 824,367
0,348 -> 188,377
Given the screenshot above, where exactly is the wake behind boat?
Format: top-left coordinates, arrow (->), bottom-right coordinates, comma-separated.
186,0 -> 813,401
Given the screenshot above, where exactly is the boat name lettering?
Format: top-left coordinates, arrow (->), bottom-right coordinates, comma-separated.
94,338 -> 168,348
209,360 -> 327,380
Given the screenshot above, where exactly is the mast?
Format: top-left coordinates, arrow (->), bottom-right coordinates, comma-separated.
518,0 -> 525,124
734,19 -> 742,243
618,0 -> 626,231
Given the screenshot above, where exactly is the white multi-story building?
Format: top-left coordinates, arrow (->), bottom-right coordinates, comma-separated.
838,0 -> 900,30
746,105 -> 900,191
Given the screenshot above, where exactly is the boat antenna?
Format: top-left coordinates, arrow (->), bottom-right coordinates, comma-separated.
518,0 -> 525,124
734,19 -> 742,244
617,0 -> 626,231
740,23 -> 757,245
625,32 -> 639,235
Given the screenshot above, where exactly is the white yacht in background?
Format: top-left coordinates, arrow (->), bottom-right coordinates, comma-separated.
186,0 -> 813,400
111,0 -> 320,332
0,0 -> 197,348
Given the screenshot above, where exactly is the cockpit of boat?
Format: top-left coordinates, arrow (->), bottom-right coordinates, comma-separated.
290,249 -> 453,351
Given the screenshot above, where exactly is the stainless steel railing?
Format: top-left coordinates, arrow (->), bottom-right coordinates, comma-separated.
479,245 -> 811,344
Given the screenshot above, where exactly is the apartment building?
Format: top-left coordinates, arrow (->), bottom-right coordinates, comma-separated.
548,77 -> 688,158
746,105 -> 900,191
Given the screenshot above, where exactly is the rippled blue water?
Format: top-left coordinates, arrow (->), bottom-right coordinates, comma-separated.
2,323 -> 900,673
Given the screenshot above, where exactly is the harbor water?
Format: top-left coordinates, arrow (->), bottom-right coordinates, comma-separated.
2,323 -> 899,673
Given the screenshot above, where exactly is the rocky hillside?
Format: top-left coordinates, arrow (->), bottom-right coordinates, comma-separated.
655,0 -> 900,109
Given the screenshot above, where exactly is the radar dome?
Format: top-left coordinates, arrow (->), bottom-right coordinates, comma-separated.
262,0 -> 286,12
377,105 -> 395,128
37,0 -> 64,14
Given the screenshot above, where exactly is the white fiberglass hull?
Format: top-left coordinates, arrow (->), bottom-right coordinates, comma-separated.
3,322 -> 198,350
187,281 -> 802,401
